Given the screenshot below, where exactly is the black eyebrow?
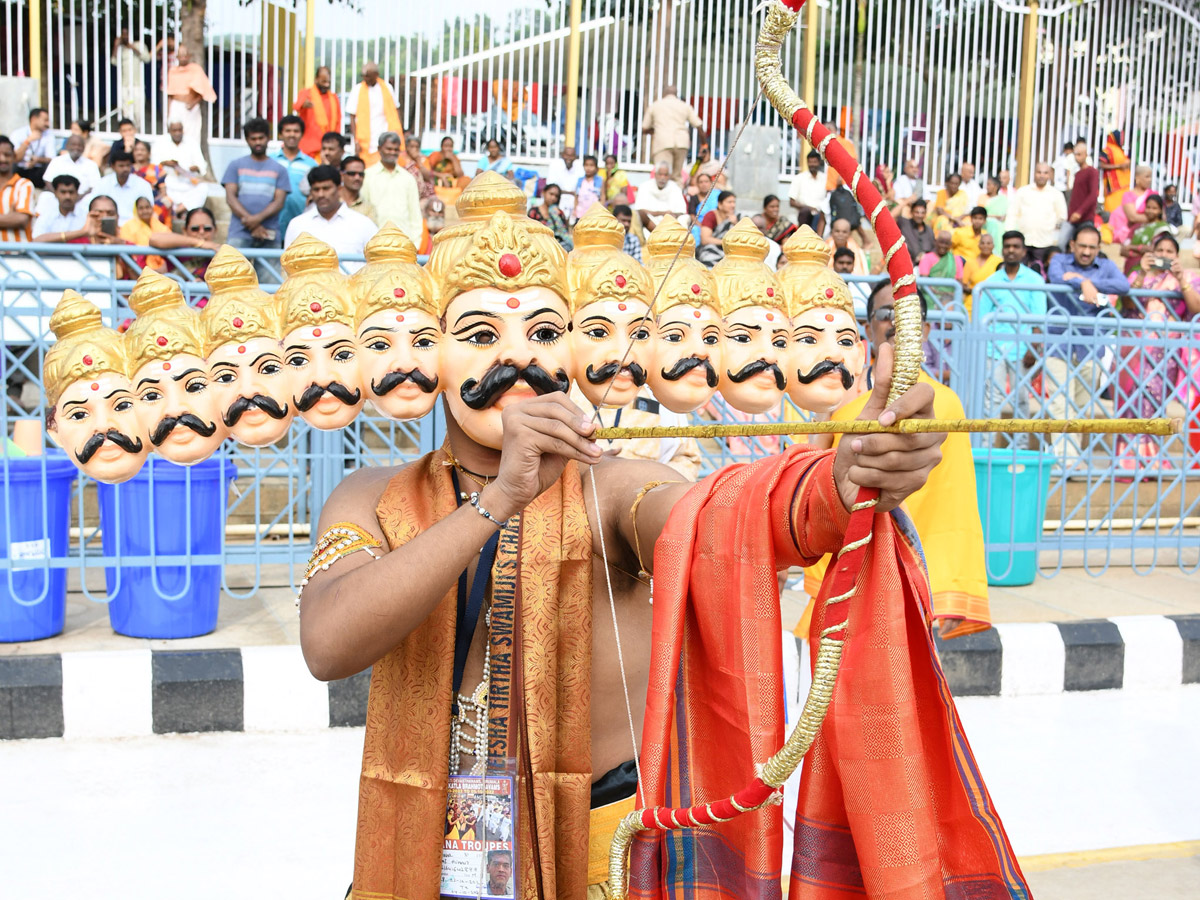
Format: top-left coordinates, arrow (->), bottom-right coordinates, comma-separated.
836,328 -> 859,336
523,306 -> 564,322
105,388 -> 132,400
411,326 -> 440,336
795,324 -> 825,332
62,399 -> 87,410
451,310 -> 500,335
136,377 -> 161,388
580,315 -> 615,326
284,344 -> 308,352
211,361 -> 236,370
172,368 -> 203,382
251,351 -> 281,366
359,325 -> 395,336
727,323 -> 762,331
323,339 -> 354,350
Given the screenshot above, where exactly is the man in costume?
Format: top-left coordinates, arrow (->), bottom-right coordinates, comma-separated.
274,233 -> 366,431
802,281 -> 991,640
43,291 -> 149,484
350,224 -> 443,420
124,270 -> 228,466
200,246 -> 295,447
296,173 -> 953,899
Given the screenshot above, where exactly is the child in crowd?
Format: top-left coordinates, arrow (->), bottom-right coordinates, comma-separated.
574,155 -> 603,222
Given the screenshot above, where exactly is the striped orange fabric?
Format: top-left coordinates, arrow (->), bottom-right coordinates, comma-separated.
0,173 -> 34,243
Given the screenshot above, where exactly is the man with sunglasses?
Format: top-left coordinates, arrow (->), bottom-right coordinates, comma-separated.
338,155 -> 378,224
803,280 -> 990,642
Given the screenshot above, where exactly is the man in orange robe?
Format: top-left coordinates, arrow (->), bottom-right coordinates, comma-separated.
292,66 -> 341,160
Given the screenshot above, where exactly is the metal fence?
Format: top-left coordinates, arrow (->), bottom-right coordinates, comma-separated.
3,0 -> 1199,191
0,246 -> 1197,614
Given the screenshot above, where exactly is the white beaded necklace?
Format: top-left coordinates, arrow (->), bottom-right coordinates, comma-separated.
449,607 -> 491,776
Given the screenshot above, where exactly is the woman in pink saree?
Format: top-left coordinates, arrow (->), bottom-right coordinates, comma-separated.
1108,164 -> 1153,244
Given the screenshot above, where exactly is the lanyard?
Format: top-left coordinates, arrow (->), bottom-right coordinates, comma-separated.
449,468 -> 500,710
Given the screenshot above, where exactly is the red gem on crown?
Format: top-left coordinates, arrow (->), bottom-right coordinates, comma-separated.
498,253 -> 522,277
232,317 -> 244,328
825,288 -> 835,299
310,301 -> 322,313
766,287 -> 775,298
615,275 -> 627,288
82,355 -> 93,366
690,283 -> 701,295
156,336 -> 168,346
394,288 -> 406,299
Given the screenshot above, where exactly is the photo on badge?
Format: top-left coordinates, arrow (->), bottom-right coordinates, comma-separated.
440,773 -> 517,898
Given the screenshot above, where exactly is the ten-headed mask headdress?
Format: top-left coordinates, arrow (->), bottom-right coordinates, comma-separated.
711,219 -> 787,317
43,290 -> 131,408
124,269 -> 205,370
777,225 -> 854,318
429,172 -> 570,313
644,216 -> 719,316
350,223 -> 437,327
274,233 -> 355,334
201,244 -> 280,356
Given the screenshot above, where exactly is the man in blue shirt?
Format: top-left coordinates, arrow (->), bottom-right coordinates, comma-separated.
269,114 -> 316,238
1044,223 -> 1129,467
222,117 -> 290,281
978,230 -> 1048,448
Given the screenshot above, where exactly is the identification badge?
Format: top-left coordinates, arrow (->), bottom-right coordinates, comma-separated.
440,773 -> 518,898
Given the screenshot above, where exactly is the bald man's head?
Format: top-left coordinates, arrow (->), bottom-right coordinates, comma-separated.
362,61 -> 379,84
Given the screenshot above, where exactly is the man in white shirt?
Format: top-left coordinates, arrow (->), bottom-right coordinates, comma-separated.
33,174 -> 89,241
787,149 -> 827,234
959,161 -> 983,207
42,133 -> 101,198
284,165 -> 378,273
152,120 -> 210,215
632,163 -> 689,231
94,149 -> 155,224
360,132 -> 423,248
1005,161 -> 1068,264
893,158 -> 923,207
546,147 -> 584,218
1051,141 -> 1079,193
11,107 -> 55,188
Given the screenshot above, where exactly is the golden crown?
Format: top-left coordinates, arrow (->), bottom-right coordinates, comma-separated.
578,251 -> 654,311
275,233 -> 355,333
437,210 -> 570,314
200,245 -> 279,355
712,219 -> 786,317
643,215 -> 695,278
787,268 -> 856,318
43,291 -> 130,407
567,205 -> 629,296
351,223 -> 438,326
125,270 -> 205,369
776,225 -> 852,317
654,260 -> 720,317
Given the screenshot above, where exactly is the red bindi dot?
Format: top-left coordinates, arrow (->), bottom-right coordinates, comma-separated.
693,309 -> 702,319
825,288 -> 835,299
312,328 -> 322,338
156,336 -> 168,346
393,288 -> 406,299
766,313 -> 774,321
237,344 -> 246,354
82,355 -> 93,366
162,362 -> 171,371
766,287 -> 775,298
498,253 -> 522,277
396,314 -> 405,323
618,303 -> 627,311
690,283 -> 701,295
232,317 -> 244,328
90,382 -> 99,391
615,275 -> 627,288
506,297 -> 520,309
310,302 -> 321,313
825,313 -> 835,322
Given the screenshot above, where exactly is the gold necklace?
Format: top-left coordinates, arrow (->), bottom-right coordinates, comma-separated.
444,445 -> 492,488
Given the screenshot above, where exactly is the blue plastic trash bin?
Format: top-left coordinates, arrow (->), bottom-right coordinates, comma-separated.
972,448 -> 1052,586
96,456 -> 236,638
0,454 -> 77,642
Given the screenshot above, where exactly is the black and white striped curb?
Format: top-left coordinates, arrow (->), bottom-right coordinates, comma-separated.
2,615 -> 1197,740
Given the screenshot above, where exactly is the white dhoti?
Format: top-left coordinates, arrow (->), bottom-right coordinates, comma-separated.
164,173 -> 211,213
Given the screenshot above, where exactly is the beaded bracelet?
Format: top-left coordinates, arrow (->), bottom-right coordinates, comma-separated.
295,522 -> 382,611
460,491 -> 504,527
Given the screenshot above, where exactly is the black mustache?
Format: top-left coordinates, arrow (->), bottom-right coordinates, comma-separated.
585,361 -> 647,386
460,363 -> 570,410
76,429 -> 144,464
150,414 -> 218,446
223,394 -> 289,427
795,359 -> 854,390
372,368 -> 440,397
660,356 -> 719,387
295,381 -> 362,412
727,360 -> 786,389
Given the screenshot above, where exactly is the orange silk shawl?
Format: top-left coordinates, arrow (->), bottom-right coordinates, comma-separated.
353,450 -> 593,899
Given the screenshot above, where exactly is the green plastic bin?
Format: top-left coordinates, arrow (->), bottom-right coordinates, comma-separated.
972,448 -> 1052,586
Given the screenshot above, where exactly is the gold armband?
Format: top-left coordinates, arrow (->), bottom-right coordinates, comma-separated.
295,522 -> 382,612
629,481 -> 682,580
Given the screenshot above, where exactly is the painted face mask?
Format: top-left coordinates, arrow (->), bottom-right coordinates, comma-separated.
351,224 -> 442,421
124,270 -> 228,465
643,216 -> 723,414
571,251 -> 656,409
430,178 -> 574,450
200,245 -> 294,447
712,219 -> 789,414
43,290 -> 148,483
777,226 -> 865,413
275,234 -> 365,431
